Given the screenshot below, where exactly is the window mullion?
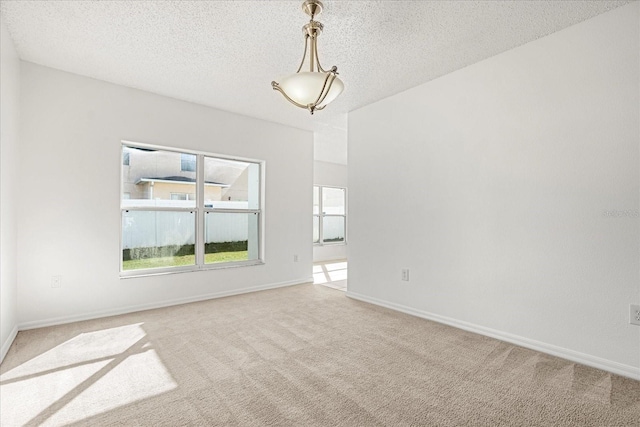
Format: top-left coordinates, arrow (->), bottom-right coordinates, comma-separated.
196,154 -> 205,267
204,208 -> 260,214
121,206 -> 195,212
319,187 -> 324,245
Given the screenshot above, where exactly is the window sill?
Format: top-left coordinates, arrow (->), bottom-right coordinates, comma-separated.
120,260 -> 265,279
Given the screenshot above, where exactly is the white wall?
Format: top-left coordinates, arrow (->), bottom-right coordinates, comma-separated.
314,115 -> 348,165
18,63 -> 313,328
313,160 -> 348,262
348,3 -> 639,379
0,16 -> 20,362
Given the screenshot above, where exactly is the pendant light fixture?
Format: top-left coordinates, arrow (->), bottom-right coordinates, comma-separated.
272,0 -> 344,115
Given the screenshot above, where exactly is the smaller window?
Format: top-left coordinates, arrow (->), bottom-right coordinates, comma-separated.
181,153 -> 196,172
123,151 -> 130,166
170,193 -> 194,201
314,186 -> 346,245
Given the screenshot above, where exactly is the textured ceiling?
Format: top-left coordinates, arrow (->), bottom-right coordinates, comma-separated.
0,1 -> 632,138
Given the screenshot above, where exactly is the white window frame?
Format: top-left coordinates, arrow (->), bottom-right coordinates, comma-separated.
314,185 -> 347,246
120,140 -> 265,278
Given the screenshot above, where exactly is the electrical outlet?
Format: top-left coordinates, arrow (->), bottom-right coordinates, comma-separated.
401,269 -> 410,281
293,254 -> 299,262
630,304 -> 640,326
51,275 -> 62,288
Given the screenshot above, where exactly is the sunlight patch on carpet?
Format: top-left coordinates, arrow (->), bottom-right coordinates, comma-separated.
0,323 -> 177,427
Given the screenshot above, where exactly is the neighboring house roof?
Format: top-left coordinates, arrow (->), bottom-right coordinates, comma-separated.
135,176 -> 229,187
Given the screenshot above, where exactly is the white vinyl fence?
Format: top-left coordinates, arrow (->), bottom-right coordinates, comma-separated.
122,201 -> 252,249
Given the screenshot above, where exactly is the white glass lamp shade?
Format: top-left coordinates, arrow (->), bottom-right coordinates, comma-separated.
277,71 -> 344,108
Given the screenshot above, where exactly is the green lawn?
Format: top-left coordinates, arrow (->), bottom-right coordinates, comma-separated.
123,251 -> 249,271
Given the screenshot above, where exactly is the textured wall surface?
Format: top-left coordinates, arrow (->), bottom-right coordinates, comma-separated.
17,63 -> 313,327
0,16 -> 20,362
349,3 -> 639,377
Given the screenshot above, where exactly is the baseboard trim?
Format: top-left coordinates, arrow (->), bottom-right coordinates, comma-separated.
1,324 -> 19,364
18,277 -> 313,331
346,291 -> 640,381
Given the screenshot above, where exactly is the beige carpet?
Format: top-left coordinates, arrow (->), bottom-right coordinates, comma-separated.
1,284 -> 639,426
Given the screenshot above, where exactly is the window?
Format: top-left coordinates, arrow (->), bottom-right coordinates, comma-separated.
170,193 -> 194,201
122,150 -> 130,166
203,156 -> 261,265
313,186 -> 346,244
180,153 -> 196,172
121,143 -> 263,276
